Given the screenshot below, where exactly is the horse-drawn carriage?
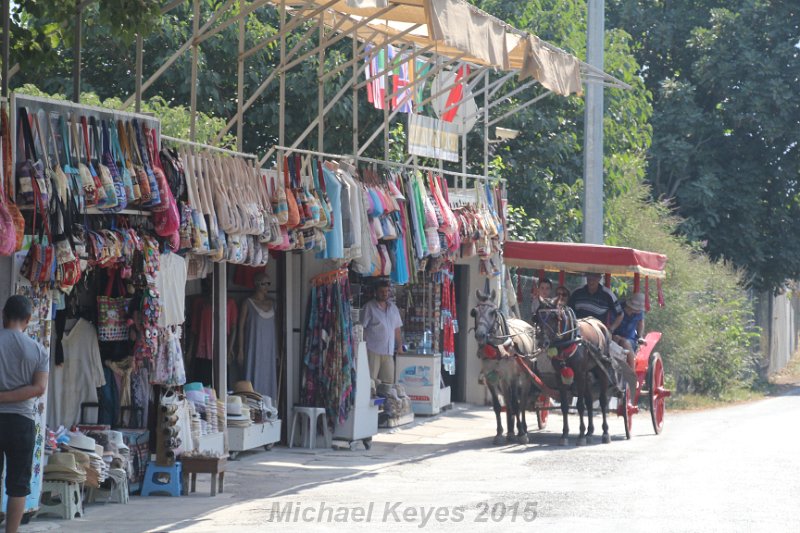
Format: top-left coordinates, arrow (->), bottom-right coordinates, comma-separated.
472,241 -> 670,446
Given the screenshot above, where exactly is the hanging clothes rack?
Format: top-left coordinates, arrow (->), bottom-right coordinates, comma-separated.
271,145 -> 506,185
161,134 -> 259,161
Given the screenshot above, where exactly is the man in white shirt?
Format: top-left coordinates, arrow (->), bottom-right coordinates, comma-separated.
361,280 -> 403,385
0,295 -> 49,533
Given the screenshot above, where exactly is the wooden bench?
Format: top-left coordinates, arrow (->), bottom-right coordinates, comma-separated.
180,456 -> 226,496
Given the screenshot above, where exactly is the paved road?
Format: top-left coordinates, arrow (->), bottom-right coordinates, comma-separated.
26,390 -> 800,533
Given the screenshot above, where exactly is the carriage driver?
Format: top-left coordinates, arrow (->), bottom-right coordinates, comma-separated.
567,273 -> 623,328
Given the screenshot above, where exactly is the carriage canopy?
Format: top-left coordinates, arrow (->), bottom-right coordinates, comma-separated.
503,241 -> 667,279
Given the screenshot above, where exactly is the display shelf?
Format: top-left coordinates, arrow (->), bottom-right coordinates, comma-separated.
333,342 -> 379,449
227,420 -> 282,459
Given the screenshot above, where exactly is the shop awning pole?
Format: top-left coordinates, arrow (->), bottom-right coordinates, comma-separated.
483,70 -> 489,177
135,34 -> 143,112
236,0 -> 245,150
72,1 -> 82,103
352,21 -> 359,166
318,13 -> 325,154
190,0 -> 200,141
1,0 -> 9,97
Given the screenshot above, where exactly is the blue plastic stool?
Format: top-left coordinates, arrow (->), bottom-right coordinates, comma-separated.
140,462 -> 182,497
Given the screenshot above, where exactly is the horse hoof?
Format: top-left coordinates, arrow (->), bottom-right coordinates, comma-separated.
585,435 -> 593,445
576,437 -> 586,446
518,433 -> 529,445
493,435 -> 504,446
602,434 -> 611,444
505,434 -> 515,444
559,437 -> 568,446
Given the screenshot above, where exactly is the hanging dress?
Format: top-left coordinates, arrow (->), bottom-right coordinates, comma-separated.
243,298 -> 278,401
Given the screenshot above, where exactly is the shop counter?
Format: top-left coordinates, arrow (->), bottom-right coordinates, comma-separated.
228,420 -> 282,459
395,352 -> 452,416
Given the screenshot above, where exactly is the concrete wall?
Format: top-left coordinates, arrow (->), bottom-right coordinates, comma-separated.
752,289 -> 800,376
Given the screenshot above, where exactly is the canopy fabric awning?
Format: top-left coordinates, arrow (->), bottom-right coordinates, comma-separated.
284,0 -> 628,94
503,241 -> 668,279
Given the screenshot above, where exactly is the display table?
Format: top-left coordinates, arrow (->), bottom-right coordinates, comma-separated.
180,456 -> 226,497
333,341 -> 379,449
395,352 -> 452,415
228,420 -> 282,459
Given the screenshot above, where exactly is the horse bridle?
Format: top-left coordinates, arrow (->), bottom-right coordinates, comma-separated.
473,301 -> 513,346
537,305 -> 580,348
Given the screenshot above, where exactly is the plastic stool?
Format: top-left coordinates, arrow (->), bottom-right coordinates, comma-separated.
140,462 -> 182,497
88,476 -> 129,504
110,476 -> 130,504
289,407 -> 331,449
38,481 -> 83,519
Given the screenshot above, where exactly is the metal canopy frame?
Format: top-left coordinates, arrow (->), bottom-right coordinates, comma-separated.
0,0 -> 631,181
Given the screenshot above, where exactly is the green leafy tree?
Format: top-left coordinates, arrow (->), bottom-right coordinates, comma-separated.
608,1 -> 800,291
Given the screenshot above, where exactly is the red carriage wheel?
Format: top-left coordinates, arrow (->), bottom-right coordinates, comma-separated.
536,395 -> 550,429
648,353 -> 668,434
621,384 -> 633,440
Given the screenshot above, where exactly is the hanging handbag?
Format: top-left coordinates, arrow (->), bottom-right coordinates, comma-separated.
118,120 -> 144,204
20,179 -> 55,285
283,157 -> 301,228
1,105 -> 24,252
15,107 -> 50,213
133,120 -> 163,210
97,269 -> 131,342
149,128 -> 180,238
96,118 -> 126,212
125,120 -> 155,206
0,145 -> 16,256
181,148 -> 210,254
79,115 -> 110,208
108,120 -> 136,204
271,169 -> 289,225
84,116 -> 119,210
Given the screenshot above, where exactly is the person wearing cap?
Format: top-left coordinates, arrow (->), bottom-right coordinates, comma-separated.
567,273 -> 623,328
361,279 -> 403,385
613,292 -> 647,370
0,295 -> 49,533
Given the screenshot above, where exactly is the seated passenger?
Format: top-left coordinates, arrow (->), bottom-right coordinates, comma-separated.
612,292 -> 646,370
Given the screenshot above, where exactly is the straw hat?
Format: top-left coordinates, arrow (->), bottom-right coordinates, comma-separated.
233,381 -> 262,400
108,430 -> 129,452
226,395 -> 243,416
66,433 -> 97,454
44,453 -> 82,474
627,292 -> 646,312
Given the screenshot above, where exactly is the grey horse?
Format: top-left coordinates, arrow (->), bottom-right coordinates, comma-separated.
471,289 -> 538,445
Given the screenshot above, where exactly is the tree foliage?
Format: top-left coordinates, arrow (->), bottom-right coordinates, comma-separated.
608,1 -> 800,291
606,183 -> 759,395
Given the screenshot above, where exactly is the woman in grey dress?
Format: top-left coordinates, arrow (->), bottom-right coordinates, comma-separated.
237,272 -> 277,400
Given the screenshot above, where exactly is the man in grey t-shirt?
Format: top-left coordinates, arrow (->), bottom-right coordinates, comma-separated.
0,295 -> 49,533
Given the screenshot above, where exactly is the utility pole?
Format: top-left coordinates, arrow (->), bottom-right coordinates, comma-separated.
583,0 -> 604,244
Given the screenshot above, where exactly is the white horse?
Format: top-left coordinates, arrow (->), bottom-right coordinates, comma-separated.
471,289 -> 538,445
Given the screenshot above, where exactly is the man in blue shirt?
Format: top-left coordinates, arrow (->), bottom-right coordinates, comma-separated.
612,292 -> 646,370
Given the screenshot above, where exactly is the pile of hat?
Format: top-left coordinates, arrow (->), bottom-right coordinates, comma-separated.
185,382 -> 222,435
45,432 -> 108,487
226,395 -> 251,428
231,381 -> 278,424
